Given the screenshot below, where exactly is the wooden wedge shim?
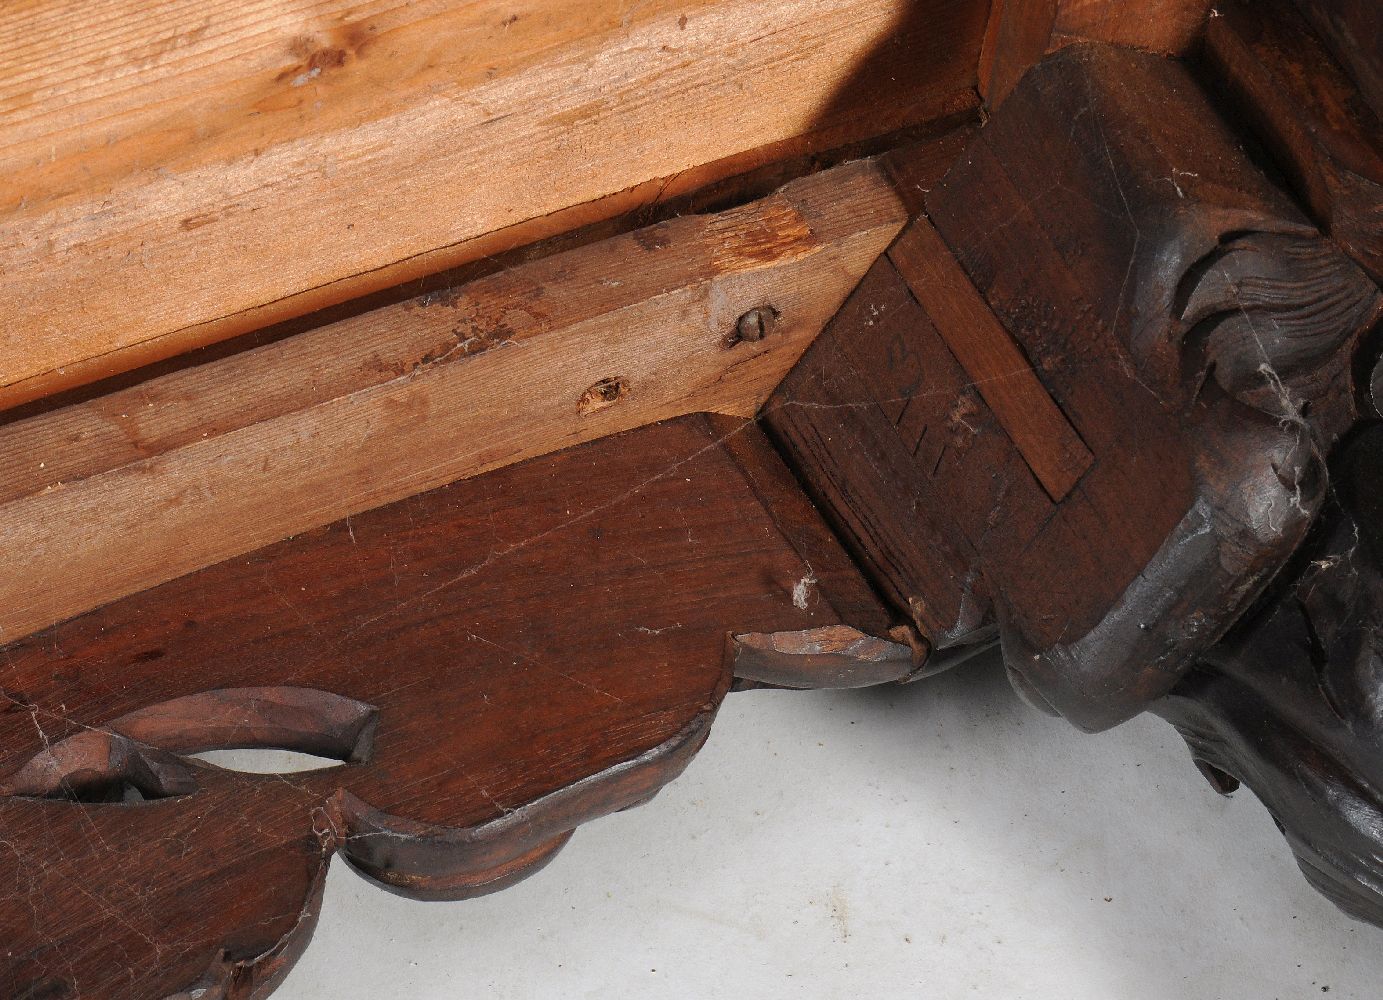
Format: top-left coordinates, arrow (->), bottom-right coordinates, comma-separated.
0,414 -> 900,1000
0,159 -> 906,645
731,626 -> 924,689
0,0 -> 987,408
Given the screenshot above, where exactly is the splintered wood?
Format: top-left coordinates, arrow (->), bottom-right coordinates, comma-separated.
0,159 -> 907,643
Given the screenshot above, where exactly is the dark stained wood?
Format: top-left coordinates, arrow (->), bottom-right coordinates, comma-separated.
0,415 -> 898,1000
1050,0 -> 1214,54
1157,424 -> 1383,927
979,0 -> 1219,111
770,43 -> 1380,734
877,121 -> 983,215
763,35 -> 1383,930
887,218 -> 1093,500
763,254 -> 1023,650
1295,0 -> 1383,120
749,109 -> 1016,659
707,412 -> 900,642
924,42 -> 1381,730
978,0 -> 1058,107
1201,0 -> 1383,282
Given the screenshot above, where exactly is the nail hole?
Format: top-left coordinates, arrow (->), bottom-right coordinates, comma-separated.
578,376 -> 630,415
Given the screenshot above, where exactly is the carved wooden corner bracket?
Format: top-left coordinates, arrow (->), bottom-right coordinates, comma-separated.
768,30 -> 1383,932
2,10 -> 1382,1000
764,20 -> 1383,938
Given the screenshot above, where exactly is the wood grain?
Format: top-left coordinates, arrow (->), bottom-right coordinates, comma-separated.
763,254 -> 1020,650
0,414 -> 893,1000
731,625 -> 923,689
0,160 -> 905,645
978,0 -> 1215,109
887,217 -> 1092,499
759,136 -> 1039,652
978,0 -> 1058,106
1294,0 -> 1382,119
926,42 -> 1380,729
1051,0 -> 1214,54
0,0 -> 986,410
1201,0 -> 1383,282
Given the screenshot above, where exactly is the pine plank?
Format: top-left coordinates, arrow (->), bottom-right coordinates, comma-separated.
0,158 -> 907,643
0,0 -> 986,410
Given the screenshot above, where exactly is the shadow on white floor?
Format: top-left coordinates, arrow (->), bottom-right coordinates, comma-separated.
274,650 -> 1379,999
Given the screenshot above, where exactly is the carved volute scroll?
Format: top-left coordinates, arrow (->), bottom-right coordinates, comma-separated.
1202,0 -> 1383,284
918,39 -> 1383,923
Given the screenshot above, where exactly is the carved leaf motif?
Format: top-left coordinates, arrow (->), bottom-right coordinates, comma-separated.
1180,233 -> 1382,415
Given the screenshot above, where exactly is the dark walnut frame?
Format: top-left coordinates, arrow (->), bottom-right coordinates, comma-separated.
3,1 -> 1382,996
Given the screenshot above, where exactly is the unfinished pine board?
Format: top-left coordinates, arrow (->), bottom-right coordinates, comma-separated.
0,158 -> 906,644
0,0 -> 986,411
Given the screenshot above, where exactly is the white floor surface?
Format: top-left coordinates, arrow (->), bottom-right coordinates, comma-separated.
270,651 -> 1380,999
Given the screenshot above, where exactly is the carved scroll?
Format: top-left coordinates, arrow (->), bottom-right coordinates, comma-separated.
0,415 -> 903,1000
1202,0 -> 1383,283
